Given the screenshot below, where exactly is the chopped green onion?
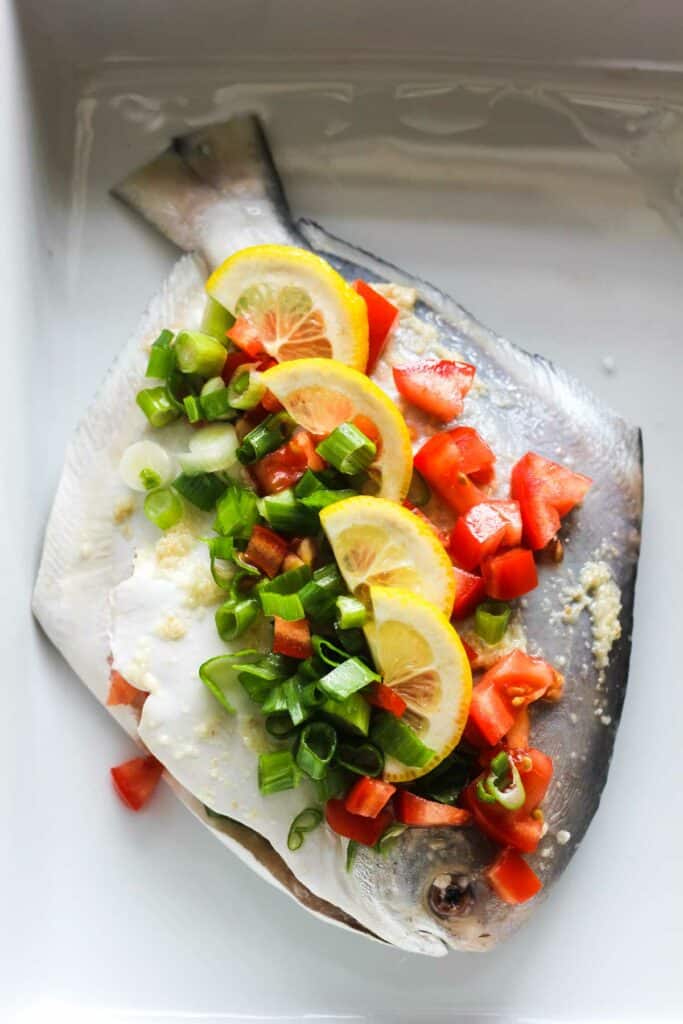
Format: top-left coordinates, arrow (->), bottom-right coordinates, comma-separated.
258,564 -> 312,595
259,591 -> 305,620
375,822 -> 407,855
198,655 -> 242,714
406,469 -> 431,508
259,488 -> 317,536
283,678 -> 309,726
265,712 -> 298,739
206,536 -> 235,589
145,329 -> 176,379
370,712 -> 436,768
261,684 -> 288,714
299,488 -> 357,511
311,634 -> 349,668
201,296 -> 235,341
143,488 -> 183,530
227,369 -> 266,410
296,722 -> 337,780
214,482 -> 261,539
139,468 -> 162,491
237,654 -> 289,704
174,330 -> 227,377
300,564 -> 345,621
173,472 -> 226,511
136,386 -> 181,428
294,469 -> 325,499
300,682 -> 327,709
178,424 -> 238,475
333,625 -> 370,658
183,394 -> 203,423
320,692 -> 371,737
314,765 -> 352,802
476,778 -> 497,804
215,597 -> 259,641
287,807 -> 323,851
319,657 -> 379,701
335,595 -> 367,630
346,840 -> 359,872
483,750 -> 526,810
201,384 -> 235,422
258,750 -> 300,795
475,599 -> 512,645
411,746 -> 475,804
315,422 -> 376,476
236,412 -> 293,464
335,741 -> 384,778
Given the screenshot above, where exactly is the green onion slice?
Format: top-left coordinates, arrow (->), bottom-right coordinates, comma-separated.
296,722 -> 337,780
174,330 -> 227,377
299,488 -> 357,511
136,386 -> 181,428
259,591 -> 305,620
258,564 -> 312,595
335,741 -> 384,778
319,657 -> 379,701
411,746 -> 475,804
201,385 -> 235,422
311,634 -> 349,668
201,296 -> 235,341
215,596 -> 259,641
143,488 -> 184,530
183,394 -> 203,423
320,693 -> 370,738
314,765 -> 352,802
173,472 -> 226,511
178,424 -> 238,476
315,422 -> 377,476
370,712 -> 435,768
261,684 -> 288,714
198,655 -> 240,714
300,564 -> 346,622
283,678 -> 309,726
265,712 -> 298,739
227,369 -> 266,410
287,807 -> 323,851
258,750 -> 300,795
375,822 -> 407,855
475,600 -> 512,645
214,482 -> 261,539
482,750 -> 526,810
335,595 -> 367,630
346,840 -> 359,872
294,470 -> 325,498
236,412 -> 294,464
259,488 -> 317,536
145,329 -> 176,379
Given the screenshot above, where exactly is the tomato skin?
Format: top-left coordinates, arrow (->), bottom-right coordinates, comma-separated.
506,706 -> 530,749
244,524 -> 288,578
273,616 -> 312,660
325,798 -> 393,845
451,566 -> 486,619
514,748 -> 553,814
352,280 -> 399,374
486,848 -> 542,904
226,317 -> 265,357
468,676 -> 516,746
413,427 -> 494,515
468,650 -> 560,746
394,790 -> 470,827
366,681 -> 407,717
252,430 -> 323,494
511,452 -> 592,550
449,502 -> 511,570
106,670 -> 147,710
392,360 -> 476,422
463,782 -> 543,853
110,755 -> 163,812
344,777 -> 396,818
482,547 -> 538,600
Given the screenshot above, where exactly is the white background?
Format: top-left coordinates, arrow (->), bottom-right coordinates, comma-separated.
3,2 -> 683,1021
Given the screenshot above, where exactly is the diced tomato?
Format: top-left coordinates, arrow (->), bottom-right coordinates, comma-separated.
486,848 -> 542,904
289,429 -> 326,471
392,360 -> 476,422
461,639 -> 478,665
463,783 -> 543,853
226,316 -> 265,357
482,547 -> 538,600
273,616 -> 312,660
244,524 -> 288,577
221,347 -> 254,383
451,566 -> 487,619
106,670 -> 147,711
469,463 -> 496,487
366,681 -> 407,717
344,777 -> 396,818
468,650 -> 560,746
513,748 -> 553,814
351,414 -> 383,455
506,706 -> 530,749
252,429 -> 323,494
448,505 -> 501,570
394,790 -> 470,827
110,755 -> 163,812
261,389 -> 283,413
413,427 -> 494,515
510,452 -> 592,550
325,798 -> 393,845
352,280 -> 399,374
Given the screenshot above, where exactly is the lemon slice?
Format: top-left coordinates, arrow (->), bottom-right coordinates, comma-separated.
206,245 -> 368,369
261,358 -> 413,501
321,496 -> 455,616
366,586 -> 472,783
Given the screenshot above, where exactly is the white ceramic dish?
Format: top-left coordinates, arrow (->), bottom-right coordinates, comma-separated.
4,2 -> 683,1020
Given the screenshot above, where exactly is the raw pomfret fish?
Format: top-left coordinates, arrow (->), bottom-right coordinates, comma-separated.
33,115 -> 642,956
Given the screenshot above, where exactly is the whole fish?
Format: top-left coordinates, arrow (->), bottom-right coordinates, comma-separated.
33,115 -> 642,956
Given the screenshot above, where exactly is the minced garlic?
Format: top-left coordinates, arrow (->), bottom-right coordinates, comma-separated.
113,496 -> 135,524
155,612 -> 186,641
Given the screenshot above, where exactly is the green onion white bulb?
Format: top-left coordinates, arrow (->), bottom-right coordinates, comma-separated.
119,440 -> 175,492
178,424 -> 239,475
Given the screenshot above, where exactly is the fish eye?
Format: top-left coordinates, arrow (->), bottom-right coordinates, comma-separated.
428,872 -> 475,918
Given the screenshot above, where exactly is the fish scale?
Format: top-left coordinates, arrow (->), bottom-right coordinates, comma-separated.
33,114 -> 642,955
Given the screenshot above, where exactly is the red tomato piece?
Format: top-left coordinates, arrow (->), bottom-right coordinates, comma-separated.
325,798 -> 393,845
252,429 -> 323,495
106,670 -> 147,710
461,639 -> 478,665
226,316 -> 265,357
449,503 -> 508,570
110,755 -> 163,812
221,347 -> 254,384
510,452 -> 592,550
272,616 -> 312,660
486,848 -> 542,904
261,389 -> 284,413
344,777 -> 396,818
514,748 -> 553,814
468,676 -> 516,746
351,414 -> 383,455
451,566 -> 487,619
244,524 -> 288,578
506,706 -> 530,749
482,547 -> 538,600
394,790 -> 470,827
413,427 -> 494,515
352,280 -> 399,374
462,783 -> 543,853
365,681 -> 407,717
392,360 -> 476,422
469,650 -> 560,746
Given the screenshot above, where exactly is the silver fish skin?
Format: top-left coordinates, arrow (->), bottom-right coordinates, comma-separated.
41,115 -> 641,956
